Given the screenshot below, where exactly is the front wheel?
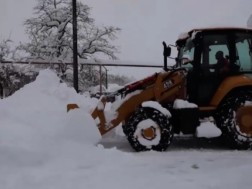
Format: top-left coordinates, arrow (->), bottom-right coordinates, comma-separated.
215,89 -> 252,149
123,107 -> 173,152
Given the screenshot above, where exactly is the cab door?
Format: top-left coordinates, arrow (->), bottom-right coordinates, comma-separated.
188,33 -> 231,106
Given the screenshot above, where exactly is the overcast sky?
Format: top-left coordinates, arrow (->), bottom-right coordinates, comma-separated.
1,0 -> 252,78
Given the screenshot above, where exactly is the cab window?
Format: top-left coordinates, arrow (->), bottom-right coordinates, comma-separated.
235,33 -> 252,71
178,38 -> 194,68
202,34 -> 229,68
209,45 -> 229,65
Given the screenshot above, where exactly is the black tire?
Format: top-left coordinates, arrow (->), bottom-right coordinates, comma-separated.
123,107 -> 173,152
215,89 -> 252,149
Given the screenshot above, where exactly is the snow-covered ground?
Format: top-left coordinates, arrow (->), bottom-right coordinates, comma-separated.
0,69 -> 252,189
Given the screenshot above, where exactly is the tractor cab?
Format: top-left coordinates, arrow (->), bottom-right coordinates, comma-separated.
175,27 -> 252,106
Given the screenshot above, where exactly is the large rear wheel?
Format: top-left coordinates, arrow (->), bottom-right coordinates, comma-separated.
215,89 -> 252,149
123,107 -> 173,152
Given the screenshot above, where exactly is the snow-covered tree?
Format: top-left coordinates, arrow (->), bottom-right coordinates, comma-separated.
0,39 -> 12,62
0,38 -> 39,98
0,63 -> 38,98
20,0 -> 120,62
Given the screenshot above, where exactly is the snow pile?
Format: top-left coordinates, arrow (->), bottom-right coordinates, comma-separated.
196,122 -> 222,138
0,69 -> 101,153
107,83 -> 123,92
173,99 -> 198,109
89,85 -> 107,95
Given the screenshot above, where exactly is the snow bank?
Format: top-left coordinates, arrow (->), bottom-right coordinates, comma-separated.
0,69 -> 101,154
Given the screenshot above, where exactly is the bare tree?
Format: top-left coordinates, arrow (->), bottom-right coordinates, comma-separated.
20,0 -> 121,62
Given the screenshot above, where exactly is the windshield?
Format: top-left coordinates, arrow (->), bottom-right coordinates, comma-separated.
177,38 -> 195,68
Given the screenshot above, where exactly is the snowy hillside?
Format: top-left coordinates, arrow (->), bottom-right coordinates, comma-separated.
0,69 -> 252,189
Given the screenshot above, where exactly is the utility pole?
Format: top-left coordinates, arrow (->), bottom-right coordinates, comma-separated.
103,66 -> 108,89
99,65 -> 102,94
72,0 -> 78,92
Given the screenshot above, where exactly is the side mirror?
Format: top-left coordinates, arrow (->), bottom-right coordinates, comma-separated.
162,41 -> 171,71
162,41 -> 171,57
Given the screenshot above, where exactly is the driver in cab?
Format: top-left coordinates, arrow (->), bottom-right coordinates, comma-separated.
210,51 -> 230,74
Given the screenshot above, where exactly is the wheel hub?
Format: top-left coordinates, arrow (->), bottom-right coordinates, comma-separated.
134,119 -> 161,147
236,106 -> 252,136
141,126 -> 156,140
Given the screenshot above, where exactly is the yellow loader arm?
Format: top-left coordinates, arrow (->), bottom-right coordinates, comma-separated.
84,69 -> 187,136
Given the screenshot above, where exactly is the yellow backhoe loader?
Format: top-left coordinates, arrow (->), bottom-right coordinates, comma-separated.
68,27 -> 252,151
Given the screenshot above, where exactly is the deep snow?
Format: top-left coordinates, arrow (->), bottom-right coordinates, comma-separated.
0,69 -> 252,189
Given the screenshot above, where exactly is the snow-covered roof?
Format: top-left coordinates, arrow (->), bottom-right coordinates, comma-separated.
177,26 -> 252,41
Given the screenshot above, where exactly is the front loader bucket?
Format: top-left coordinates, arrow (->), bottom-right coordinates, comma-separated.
90,96 -> 110,135
66,97 -> 111,136
67,103 -> 79,112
